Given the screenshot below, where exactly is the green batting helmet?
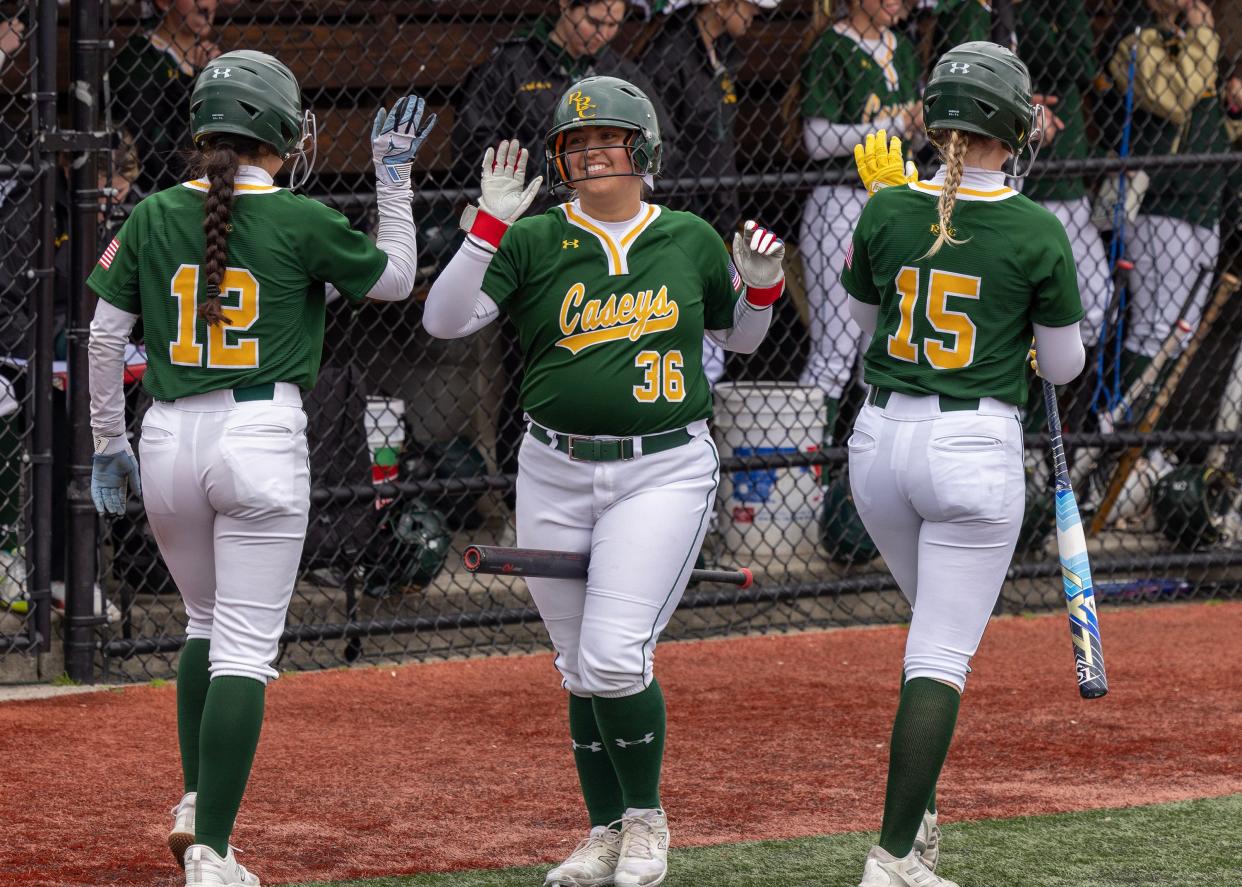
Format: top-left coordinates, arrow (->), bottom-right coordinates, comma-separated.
362,498 -> 451,598
190,50 -> 304,157
545,75 -> 662,192
923,42 -> 1034,156
820,470 -> 879,565
1151,464 -> 1238,551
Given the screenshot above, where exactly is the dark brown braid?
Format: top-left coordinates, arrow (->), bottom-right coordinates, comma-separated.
188,136 -> 263,327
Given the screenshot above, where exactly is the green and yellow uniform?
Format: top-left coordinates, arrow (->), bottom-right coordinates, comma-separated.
842,181 -> 1084,407
481,203 -> 743,435
87,180 -> 387,401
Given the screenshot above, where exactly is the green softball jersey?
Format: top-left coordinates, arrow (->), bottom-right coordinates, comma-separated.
86,179 -> 388,401
481,203 -> 743,436
801,24 -> 921,169
841,181 -> 1083,406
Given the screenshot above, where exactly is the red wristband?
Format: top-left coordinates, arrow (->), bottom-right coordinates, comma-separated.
468,207 -> 509,250
745,280 -> 784,308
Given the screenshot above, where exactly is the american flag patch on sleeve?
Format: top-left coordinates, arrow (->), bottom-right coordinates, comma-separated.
728,260 -> 742,292
98,237 -> 120,270
844,241 -> 854,270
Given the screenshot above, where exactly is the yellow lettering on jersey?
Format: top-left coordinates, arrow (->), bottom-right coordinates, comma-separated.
557,283 -> 679,354
520,80 -> 553,92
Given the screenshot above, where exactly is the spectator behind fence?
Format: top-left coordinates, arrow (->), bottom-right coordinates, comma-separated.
797,0 -> 922,445
0,131 -> 139,620
640,0 -> 782,388
1102,0 -> 1231,391
111,0 -> 221,196
450,0 -> 674,522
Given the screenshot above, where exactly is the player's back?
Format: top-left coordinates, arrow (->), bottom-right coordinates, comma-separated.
847,179 -> 1081,406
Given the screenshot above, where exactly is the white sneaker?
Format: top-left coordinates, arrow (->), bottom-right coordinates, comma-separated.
914,810 -> 940,872
169,791 -> 196,868
858,845 -> 959,887
544,825 -> 621,886
613,808 -> 669,887
50,580 -> 122,624
0,548 -> 27,614
184,843 -> 259,887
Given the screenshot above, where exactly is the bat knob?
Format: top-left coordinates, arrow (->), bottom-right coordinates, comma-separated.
462,546 -> 481,571
739,567 -> 754,589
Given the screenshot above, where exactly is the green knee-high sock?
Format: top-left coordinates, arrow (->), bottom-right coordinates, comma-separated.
900,670 -> 938,817
176,639 -> 212,793
879,678 -> 960,858
569,693 -> 626,827
592,680 -> 666,810
195,676 -> 266,856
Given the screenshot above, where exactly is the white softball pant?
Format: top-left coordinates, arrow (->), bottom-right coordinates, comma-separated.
139,383 -> 310,684
847,392 -> 1025,690
1042,197 -> 1113,347
516,422 -> 719,698
799,184 -> 868,401
1124,214 -> 1220,358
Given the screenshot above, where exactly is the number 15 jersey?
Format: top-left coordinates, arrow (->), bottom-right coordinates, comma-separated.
86,174 -> 388,402
841,176 -> 1084,407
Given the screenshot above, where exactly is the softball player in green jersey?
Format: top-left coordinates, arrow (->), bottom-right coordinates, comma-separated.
425,75 -> 785,887
86,50 -> 434,886
842,44 -> 1085,887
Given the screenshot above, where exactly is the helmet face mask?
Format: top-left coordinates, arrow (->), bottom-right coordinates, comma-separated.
545,76 -> 662,196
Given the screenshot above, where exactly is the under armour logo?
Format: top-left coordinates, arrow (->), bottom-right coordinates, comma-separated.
211,68 -> 232,79
563,239 -> 579,249
571,740 -> 603,753
615,733 -> 656,748
948,62 -> 971,74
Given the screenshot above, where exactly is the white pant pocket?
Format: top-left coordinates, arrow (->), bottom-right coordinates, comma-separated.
218,418 -> 309,514
926,432 -> 1012,521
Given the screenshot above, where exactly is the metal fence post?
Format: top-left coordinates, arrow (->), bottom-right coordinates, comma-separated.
64,0 -> 107,682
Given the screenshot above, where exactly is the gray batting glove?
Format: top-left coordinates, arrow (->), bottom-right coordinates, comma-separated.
371,93 -> 437,187
91,449 -> 141,516
732,220 -> 786,289
479,139 -> 543,223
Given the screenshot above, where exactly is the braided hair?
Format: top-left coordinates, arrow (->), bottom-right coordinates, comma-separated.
188,134 -> 264,326
921,129 -> 970,260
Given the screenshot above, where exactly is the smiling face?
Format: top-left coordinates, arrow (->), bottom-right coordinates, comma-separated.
855,0 -> 903,29
560,124 -> 643,201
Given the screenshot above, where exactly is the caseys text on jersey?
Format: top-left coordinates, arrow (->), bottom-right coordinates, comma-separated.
557,282 -> 679,355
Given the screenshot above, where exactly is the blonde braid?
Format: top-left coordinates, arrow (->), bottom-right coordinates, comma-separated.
922,129 -> 970,259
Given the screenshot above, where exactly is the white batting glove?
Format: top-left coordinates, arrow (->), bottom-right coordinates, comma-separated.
732,221 -> 785,308
371,94 -> 437,187
461,139 -> 544,250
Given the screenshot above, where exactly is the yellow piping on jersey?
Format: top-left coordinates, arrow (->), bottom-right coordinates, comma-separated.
909,180 -> 1016,202
561,203 -> 660,276
181,180 -> 282,194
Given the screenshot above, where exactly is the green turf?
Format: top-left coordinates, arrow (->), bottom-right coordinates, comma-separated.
292,794 -> 1242,887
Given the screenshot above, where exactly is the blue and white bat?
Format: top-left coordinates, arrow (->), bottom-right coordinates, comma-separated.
1042,380 -> 1109,699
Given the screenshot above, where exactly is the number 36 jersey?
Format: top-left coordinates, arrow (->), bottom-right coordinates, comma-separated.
482,202 -> 743,436
86,178 -> 388,401
841,180 -> 1084,407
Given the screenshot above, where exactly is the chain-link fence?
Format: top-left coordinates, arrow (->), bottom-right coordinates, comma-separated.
1,0 -> 1240,682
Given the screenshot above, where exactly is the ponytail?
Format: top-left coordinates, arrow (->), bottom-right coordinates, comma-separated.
921,129 -> 970,260
188,135 -> 264,327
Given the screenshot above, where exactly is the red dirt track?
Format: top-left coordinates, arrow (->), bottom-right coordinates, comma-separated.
2,601 -> 1239,886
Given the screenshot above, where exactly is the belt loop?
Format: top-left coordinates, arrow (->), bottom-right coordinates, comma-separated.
632,435 -> 643,458
546,428 -> 559,449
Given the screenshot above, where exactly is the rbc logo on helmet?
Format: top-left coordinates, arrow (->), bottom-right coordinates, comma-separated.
948,62 -> 971,74
211,67 -> 232,79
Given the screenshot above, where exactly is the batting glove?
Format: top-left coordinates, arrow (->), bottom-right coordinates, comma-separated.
460,139 -> 544,251
733,221 -> 785,307
371,94 -> 437,187
854,129 -> 918,198
91,447 -> 141,516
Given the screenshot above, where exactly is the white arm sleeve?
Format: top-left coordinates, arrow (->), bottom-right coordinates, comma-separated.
1033,321 -> 1086,385
848,295 -> 879,339
364,183 -> 419,302
802,114 -> 901,161
706,297 -> 772,354
88,299 -> 138,441
423,239 -> 501,339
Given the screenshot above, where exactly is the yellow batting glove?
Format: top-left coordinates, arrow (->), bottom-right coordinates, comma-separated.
853,129 -> 919,198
